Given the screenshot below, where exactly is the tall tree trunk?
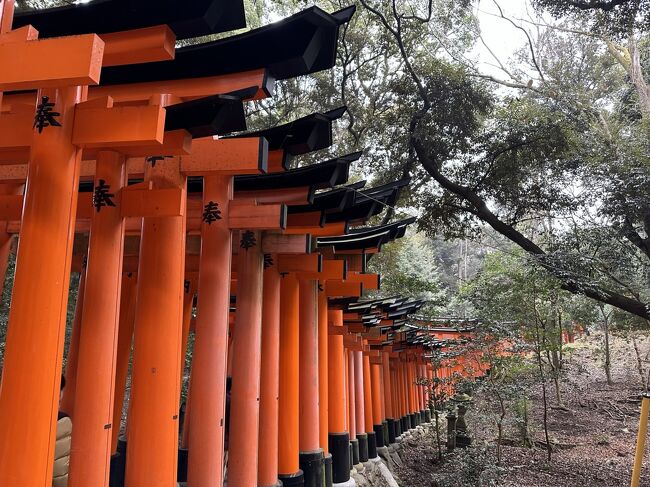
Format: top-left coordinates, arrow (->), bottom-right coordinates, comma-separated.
632,335 -> 646,390
535,319 -> 553,462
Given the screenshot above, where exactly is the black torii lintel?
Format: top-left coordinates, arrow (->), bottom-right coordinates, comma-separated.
13,0 -> 247,40
99,6 -> 356,86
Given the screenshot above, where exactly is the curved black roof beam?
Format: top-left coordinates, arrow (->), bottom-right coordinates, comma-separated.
14,0 -> 246,40
234,152 -> 360,192
164,88 -> 257,138
229,106 -> 346,158
100,6 -> 356,86
287,181 -> 364,215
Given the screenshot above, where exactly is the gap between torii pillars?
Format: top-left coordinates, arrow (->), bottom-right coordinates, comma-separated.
126,158 -> 187,487
69,150 -> 126,487
299,278 -> 325,486
258,253 -> 281,487
328,308 -> 353,485
347,349 -> 358,466
228,229 -> 264,486
187,175 -> 233,487
0,86 -> 89,486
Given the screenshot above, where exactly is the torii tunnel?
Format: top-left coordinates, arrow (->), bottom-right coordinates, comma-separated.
0,1 -> 486,486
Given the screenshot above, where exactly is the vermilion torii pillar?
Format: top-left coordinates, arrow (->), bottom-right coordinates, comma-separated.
187,175 -> 232,487
354,350 -> 368,462
347,349 -> 358,466
328,308 -> 353,486
126,159 -> 187,487
69,150 -> 126,487
299,278 -> 325,486
278,273 -> 303,486
259,254 -> 281,487
228,229 -> 264,486
318,284 -> 332,481
362,352 -> 377,460
382,351 -> 397,443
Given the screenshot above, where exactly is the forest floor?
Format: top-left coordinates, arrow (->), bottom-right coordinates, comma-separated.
393,332 -> 650,487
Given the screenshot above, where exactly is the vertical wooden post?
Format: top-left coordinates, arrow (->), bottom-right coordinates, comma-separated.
382,352 -> 395,443
228,230 -> 264,486
318,283 -> 329,454
126,159 -> 186,487
69,150 -> 126,487
327,309 -> 351,483
354,350 -> 368,462
258,255 -> 281,487
0,184 -> 22,297
60,262 -> 88,417
347,350 -> 358,467
0,0 -> 15,109
111,272 -> 137,453
278,273 -> 303,485
187,175 -> 233,487
298,278 -> 324,486
370,363 -> 384,448
0,86 -> 85,487
362,353 -> 377,459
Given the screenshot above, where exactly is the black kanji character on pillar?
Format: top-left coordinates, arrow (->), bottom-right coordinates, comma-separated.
145,155 -> 172,168
33,96 -> 62,134
263,254 -> 274,269
202,201 -> 222,225
240,230 -> 256,250
92,179 -> 116,212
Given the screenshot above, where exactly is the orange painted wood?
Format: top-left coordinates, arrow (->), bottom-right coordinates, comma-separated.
371,364 -> 384,427
382,352 -> 394,420
0,34 -> 104,90
362,353 -> 374,434
328,309 -> 347,433
111,272 -> 137,453
0,110 -> 33,150
278,253 -> 321,273
0,193 -> 22,220
59,264 -> 87,418
0,183 -> 20,296
287,211 -> 322,227
91,68 -> 269,103
278,274 -> 300,475
236,186 -> 310,205
0,86 -> 84,486
267,149 -> 288,173
299,279 -> 320,452
69,151 -> 126,487
181,137 -> 267,175
121,187 -> 183,218
347,350 -> 356,439
180,278 -> 196,387
187,175 -> 232,487
260,232 -> 310,255
100,25 -> 175,67
354,351 -> 365,435
125,160 -> 186,487
283,222 -> 347,236
296,259 -> 345,281
318,285 -> 329,453
258,256 -> 281,486
228,202 -> 286,230
228,230 -> 264,486
72,105 -> 165,147
0,24 -> 37,44
325,280 -> 363,298
347,272 -> 379,290
0,0 -> 16,34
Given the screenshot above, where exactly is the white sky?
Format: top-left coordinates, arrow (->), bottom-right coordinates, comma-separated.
472,0 -> 540,79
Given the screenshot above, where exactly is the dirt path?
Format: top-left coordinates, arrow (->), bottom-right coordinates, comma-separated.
393,333 -> 650,487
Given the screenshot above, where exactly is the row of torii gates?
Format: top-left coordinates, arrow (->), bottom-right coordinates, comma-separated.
0,1 -> 485,486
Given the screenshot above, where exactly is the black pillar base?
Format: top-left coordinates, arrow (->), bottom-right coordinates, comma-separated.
299,449 -> 324,487
367,431 -> 378,459
395,417 -> 402,437
415,412 -> 421,426
387,418 -> 397,444
425,409 -> 432,423
403,415 -> 410,431
177,448 -> 188,482
279,470 -> 305,487
373,424 -> 385,448
421,410 -> 427,423
109,453 -> 125,487
382,421 -> 389,446
357,433 -> 369,462
328,432 -> 351,484
324,453 -> 333,487
350,438 -> 360,465
409,413 -> 416,429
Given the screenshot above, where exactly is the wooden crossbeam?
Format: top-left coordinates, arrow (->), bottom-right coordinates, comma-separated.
180,137 -> 267,176
0,34 -> 104,90
100,25 -> 175,67
277,253 -> 321,273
